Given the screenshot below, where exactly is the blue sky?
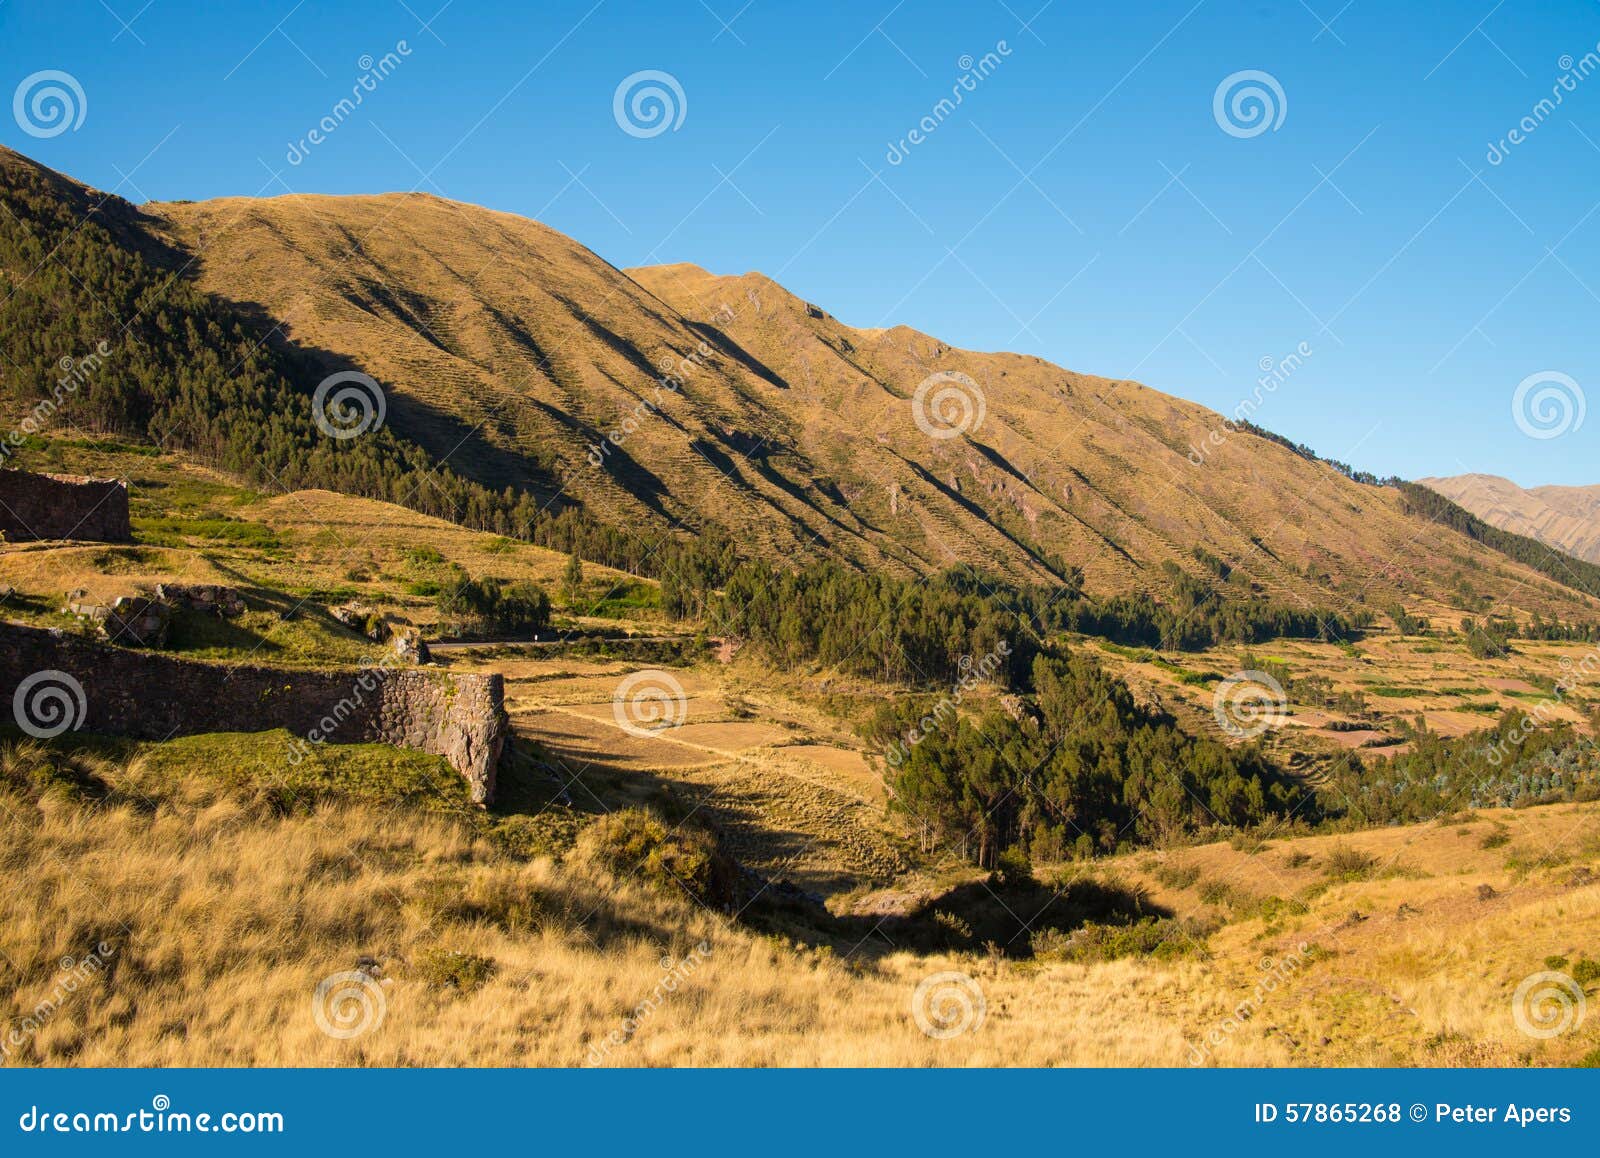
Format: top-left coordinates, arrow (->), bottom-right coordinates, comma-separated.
3,0 -> 1596,486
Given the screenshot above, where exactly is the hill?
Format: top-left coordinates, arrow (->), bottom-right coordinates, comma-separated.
1423,474 -> 1600,565
109,164 -> 1585,619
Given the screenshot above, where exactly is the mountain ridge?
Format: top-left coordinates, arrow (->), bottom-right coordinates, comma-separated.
1421,473 -> 1600,566
2,144 -> 1595,621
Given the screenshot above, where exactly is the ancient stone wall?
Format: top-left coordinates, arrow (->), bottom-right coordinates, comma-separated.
0,469 -> 130,542
0,622 -> 505,804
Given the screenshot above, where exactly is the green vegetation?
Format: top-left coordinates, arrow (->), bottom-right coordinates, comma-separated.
434,566 -> 552,637
867,651 -> 1301,867
0,151 -> 740,588
1396,482 -> 1600,602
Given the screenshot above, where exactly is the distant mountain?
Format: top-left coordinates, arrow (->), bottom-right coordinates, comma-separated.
3,144 -> 1597,619
1420,474 -> 1600,566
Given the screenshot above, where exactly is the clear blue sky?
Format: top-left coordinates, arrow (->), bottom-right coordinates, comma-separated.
4,0 -> 1596,486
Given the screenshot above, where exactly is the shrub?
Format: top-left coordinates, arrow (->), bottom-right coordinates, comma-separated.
1282,850 -> 1314,869
933,910 -> 973,944
1573,957 -> 1600,987
574,809 -> 733,906
1031,917 -> 1207,963
415,948 -> 497,995
1152,861 -> 1201,890
1322,845 -> 1378,880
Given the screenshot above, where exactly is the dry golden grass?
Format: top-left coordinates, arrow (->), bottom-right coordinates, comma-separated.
3,739 -> 1597,1069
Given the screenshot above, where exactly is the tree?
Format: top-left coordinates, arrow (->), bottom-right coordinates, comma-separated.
562,550 -> 585,607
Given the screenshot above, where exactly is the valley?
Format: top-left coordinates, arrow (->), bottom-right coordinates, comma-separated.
2,145 -> 1598,1069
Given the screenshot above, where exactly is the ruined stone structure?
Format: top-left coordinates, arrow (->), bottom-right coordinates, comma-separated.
0,469 -> 130,542
0,622 -> 506,804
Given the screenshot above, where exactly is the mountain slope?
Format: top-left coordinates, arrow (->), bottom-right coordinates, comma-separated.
1,143 -> 1591,618
1422,473 -> 1600,565
142,189 -> 1593,617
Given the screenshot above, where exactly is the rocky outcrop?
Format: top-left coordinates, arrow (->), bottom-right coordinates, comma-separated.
100,596 -> 172,648
0,621 -> 505,804
156,583 -> 245,617
0,469 -> 129,542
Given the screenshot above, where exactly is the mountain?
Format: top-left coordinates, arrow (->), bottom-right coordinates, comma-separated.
2,144 -> 1595,619
1421,474 -> 1600,565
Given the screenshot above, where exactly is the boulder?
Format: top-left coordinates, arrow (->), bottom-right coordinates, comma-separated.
156,583 -> 246,617
392,626 -> 430,665
102,596 -> 172,648
331,602 -> 390,641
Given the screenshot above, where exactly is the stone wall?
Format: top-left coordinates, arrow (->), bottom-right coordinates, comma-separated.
0,622 -> 505,804
0,469 -> 130,542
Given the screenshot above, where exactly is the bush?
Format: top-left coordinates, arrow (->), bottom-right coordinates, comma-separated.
1572,957 -> 1600,987
1151,861 -> 1201,890
1031,917 -> 1207,963
1322,845 -> 1378,880
415,948 -> 497,994
574,809 -> 734,906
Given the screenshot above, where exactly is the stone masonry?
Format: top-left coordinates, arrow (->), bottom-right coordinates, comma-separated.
0,622 -> 506,804
0,469 -> 130,542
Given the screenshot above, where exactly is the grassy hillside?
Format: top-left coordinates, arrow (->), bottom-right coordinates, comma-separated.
2,733 -> 1595,1067
133,169 -> 1591,617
